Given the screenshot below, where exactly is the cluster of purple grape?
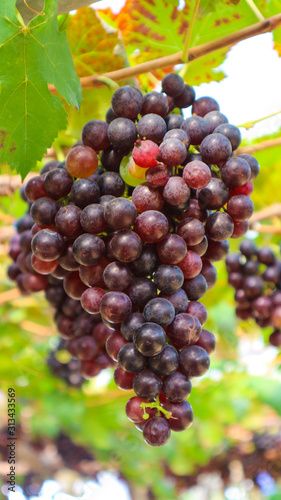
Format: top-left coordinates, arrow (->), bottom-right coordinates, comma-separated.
226,241 -> 281,347
8,199 -> 115,380
7,72 -> 261,447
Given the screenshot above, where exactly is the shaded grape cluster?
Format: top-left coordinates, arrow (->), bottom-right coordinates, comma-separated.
226,240 -> 281,347
7,72 -> 261,446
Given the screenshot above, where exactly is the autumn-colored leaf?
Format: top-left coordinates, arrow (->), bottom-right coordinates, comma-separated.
99,0 -> 258,86
66,7 -> 124,77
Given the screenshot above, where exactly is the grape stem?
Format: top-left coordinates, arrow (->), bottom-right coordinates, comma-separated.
244,0 -> 265,22
236,110 -> 281,130
235,136 -> 281,156
141,396 -> 172,420
47,14 -> 281,93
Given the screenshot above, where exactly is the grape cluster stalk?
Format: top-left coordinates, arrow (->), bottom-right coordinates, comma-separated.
8,72 -> 260,446
226,241 -> 281,347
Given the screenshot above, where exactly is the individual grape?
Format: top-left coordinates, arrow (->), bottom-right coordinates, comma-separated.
135,210 -> 169,244
167,313 -> 202,348
66,145 -> 98,178
104,198 -> 137,230
186,301 -> 207,325
128,158 -> 148,181
198,178 -> 229,210
30,197 -> 58,226
252,296 -> 274,320
31,229 -> 65,261
81,119 -> 110,151
230,181 -> 254,197
177,251 -> 202,280
111,85 -> 143,119
156,234 -> 187,265
173,84 -> 195,109
40,160 -> 61,175
133,369 -> 163,399
177,218 -> 205,246
239,154 -> 260,181
128,245 -> 158,277
187,236 -> 208,257
163,372 -> 192,402
244,276 -> 264,299
76,336 -> 98,361
100,291 -> 132,324
221,157 -> 251,188
81,287 -> 106,314
200,258 -> 217,289
178,199 -> 208,224
205,212 -> 234,241
25,176 -> 49,201
103,262 -> 132,291
111,230 -> 142,262
31,255 -> 58,275
51,266 -> 70,280
225,252 -> 242,272
16,214 -> 34,233
142,92 -> 169,117
100,146 -> 123,173
105,107 -> 117,124
182,274 -> 207,300
257,247 -> 275,266
19,230 -> 32,253
73,234 -> 105,266
145,163 -> 170,187
227,195 -> 254,221
132,183 -> 164,212
70,178 -> 100,208
214,123 -> 242,150
269,330 -> 281,347
163,176 -> 190,206
44,168 -> 73,200
159,139 -> 187,167
117,343 -> 145,373
137,114 -> 167,143
80,360 -> 101,378
154,264 -> 184,294
192,96 -> 219,117
244,260 -> 259,275
165,114 -> 184,130
63,271 -> 87,300
80,204 -> 107,235
179,345 -> 210,377
106,332 -> 128,361
133,322 -> 166,356
235,289 -> 251,308
159,289 -> 189,315
204,111 -> 228,133
121,313 -> 145,341
98,172 -> 125,197
183,160 -> 211,189
56,315 -> 74,339
228,271 -> 244,289
132,140 -> 160,169
126,277 -> 157,309
262,264 -> 281,284
79,260 -> 107,287
181,116 -> 209,146
45,285 -> 64,307
195,329 -> 216,354
143,417 -> 171,447
114,366 -> 135,390
162,73 -> 185,97
143,298 -> 175,327
200,133 -> 232,165
231,220 -> 249,238
60,297 -> 83,318
161,398 -> 193,432
125,396 -> 156,423
72,312 -> 95,338
24,273 -> 48,293
55,206 -> 83,239
7,263 -> 21,281
163,129 -> 190,150
107,119 -> 137,153
271,307 -> 281,329
147,344 -> 179,376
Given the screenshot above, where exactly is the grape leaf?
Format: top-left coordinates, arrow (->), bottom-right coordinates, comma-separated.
99,0 -> 258,85
0,0 -> 82,178
66,7 -> 124,77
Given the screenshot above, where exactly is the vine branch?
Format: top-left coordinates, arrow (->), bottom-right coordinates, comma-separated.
249,203 -> 281,225
48,13 -> 281,93
236,136 -> 281,155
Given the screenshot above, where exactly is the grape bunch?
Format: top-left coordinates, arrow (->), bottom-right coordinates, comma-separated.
7,72 -> 261,446
226,240 -> 281,347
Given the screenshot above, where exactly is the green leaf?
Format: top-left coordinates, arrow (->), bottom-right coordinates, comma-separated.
0,0 -> 81,178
